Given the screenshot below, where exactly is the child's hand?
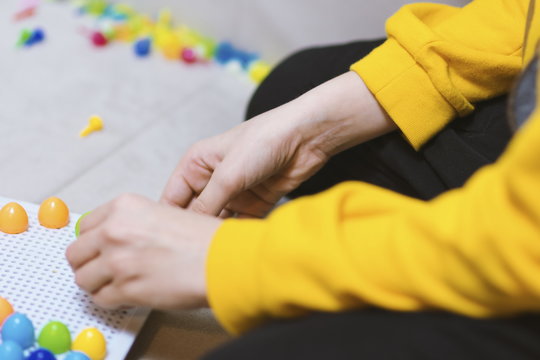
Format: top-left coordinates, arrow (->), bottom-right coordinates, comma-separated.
65,193 -> 221,310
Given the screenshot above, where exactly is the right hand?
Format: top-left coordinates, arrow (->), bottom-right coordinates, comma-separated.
160,100 -> 329,218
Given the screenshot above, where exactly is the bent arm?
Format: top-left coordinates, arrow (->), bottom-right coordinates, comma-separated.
207,108 -> 540,334
352,0 -> 527,149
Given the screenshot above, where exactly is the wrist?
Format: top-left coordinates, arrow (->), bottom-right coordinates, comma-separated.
293,71 -> 396,156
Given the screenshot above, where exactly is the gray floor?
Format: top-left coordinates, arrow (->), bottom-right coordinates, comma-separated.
0,1 -> 255,358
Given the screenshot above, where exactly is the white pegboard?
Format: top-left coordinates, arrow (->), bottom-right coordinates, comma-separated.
0,196 -> 149,359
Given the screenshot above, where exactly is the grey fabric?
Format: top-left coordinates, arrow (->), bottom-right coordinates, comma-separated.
510,57 -> 538,131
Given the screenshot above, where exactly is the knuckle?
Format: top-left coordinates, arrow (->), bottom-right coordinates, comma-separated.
117,284 -> 137,305
102,218 -> 132,242
74,272 -> 87,290
112,193 -> 138,210
107,252 -> 136,278
65,245 -> 75,266
102,221 -> 122,240
187,141 -> 205,159
92,294 -> 119,310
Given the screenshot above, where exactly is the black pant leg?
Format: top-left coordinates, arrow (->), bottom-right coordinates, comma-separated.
203,310 -> 540,360
247,41 -> 512,200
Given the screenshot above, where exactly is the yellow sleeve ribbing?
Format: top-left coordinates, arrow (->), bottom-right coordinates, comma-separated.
351,0 -> 526,149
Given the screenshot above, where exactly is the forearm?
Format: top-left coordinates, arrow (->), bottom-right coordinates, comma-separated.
288,71 -> 397,157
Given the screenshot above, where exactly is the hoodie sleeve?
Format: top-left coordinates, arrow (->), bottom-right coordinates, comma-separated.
351,0 -> 527,149
207,103 -> 540,335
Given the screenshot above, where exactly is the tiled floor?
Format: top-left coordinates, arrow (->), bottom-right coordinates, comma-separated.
0,1 -> 256,358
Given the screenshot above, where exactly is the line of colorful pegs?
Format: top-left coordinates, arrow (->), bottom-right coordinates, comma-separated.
14,1 -> 272,83
17,27 -> 45,47
90,32 -> 108,47
75,212 -> 92,238
0,297 -> 14,327
13,6 -> 37,22
38,197 -> 70,229
134,37 -> 151,57
0,203 -> 28,234
72,0 -> 272,83
0,297 -> 106,360
0,197 -> 70,234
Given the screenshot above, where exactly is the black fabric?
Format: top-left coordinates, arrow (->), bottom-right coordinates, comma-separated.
204,310 -> 540,360
246,39 -> 513,200
200,41 -> 538,359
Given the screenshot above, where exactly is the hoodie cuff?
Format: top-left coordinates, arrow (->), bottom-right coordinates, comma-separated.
206,218 -> 268,335
351,38 -> 458,149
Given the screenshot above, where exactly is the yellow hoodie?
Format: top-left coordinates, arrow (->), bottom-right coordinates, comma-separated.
207,0 -> 540,335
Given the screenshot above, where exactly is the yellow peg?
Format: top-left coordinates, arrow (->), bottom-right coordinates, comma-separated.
80,115 -> 104,138
158,8 -> 173,27
249,61 -> 272,84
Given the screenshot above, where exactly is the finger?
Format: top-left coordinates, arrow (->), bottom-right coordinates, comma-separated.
259,174 -> 305,201
190,166 -> 241,216
250,182 -> 284,205
91,283 -> 130,310
74,258 -> 112,294
218,208 -> 235,219
161,171 -> 196,208
78,201 -> 113,235
161,157 -> 215,208
66,228 -> 102,270
226,190 -> 275,218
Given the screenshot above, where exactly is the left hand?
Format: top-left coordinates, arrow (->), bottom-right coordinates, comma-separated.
161,72 -> 395,219
65,194 -> 222,310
